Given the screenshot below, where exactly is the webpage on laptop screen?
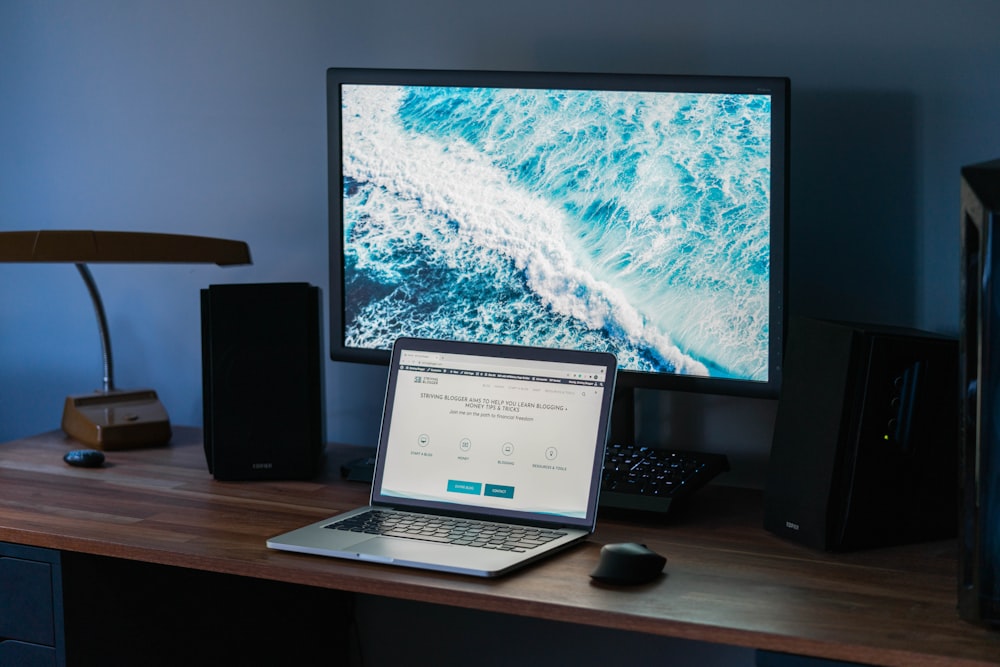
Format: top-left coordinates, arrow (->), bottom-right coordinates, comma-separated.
379,350 -> 609,519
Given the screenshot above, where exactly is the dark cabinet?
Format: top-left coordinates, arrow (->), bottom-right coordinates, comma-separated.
1,542 -> 349,666
0,543 -> 64,667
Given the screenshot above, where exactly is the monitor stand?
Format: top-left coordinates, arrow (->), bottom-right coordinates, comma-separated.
609,385 -> 637,446
341,450 -> 377,481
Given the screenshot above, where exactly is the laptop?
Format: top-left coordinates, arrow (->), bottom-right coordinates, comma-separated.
267,337 -> 617,577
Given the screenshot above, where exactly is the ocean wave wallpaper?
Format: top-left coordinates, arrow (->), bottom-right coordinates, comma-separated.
339,83 -> 773,381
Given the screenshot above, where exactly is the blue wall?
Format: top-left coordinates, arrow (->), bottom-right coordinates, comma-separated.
1,3 -> 998,662
2,1 -> 999,469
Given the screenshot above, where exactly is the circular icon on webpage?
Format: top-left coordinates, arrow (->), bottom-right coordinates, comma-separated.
460,437 -> 472,451
418,434 -> 430,447
501,442 -> 515,457
545,446 -> 558,461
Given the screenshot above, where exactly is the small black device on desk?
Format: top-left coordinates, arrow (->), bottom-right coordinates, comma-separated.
63,449 -> 106,468
341,452 -> 377,482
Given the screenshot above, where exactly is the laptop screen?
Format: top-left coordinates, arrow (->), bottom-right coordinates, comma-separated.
371,338 -> 617,528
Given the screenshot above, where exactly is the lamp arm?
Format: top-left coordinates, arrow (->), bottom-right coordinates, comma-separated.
74,263 -> 115,393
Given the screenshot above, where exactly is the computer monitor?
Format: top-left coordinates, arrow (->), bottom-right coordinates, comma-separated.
328,67 -> 790,445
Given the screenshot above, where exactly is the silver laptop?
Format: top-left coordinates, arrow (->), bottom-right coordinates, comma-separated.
267,337 -> 617,577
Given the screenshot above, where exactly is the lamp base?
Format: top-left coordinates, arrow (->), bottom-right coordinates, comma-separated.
62,389 -> 172,450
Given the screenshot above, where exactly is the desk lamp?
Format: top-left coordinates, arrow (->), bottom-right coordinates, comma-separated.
0,230 -> 252,450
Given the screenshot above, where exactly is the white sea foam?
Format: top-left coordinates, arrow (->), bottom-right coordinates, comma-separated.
341,83 -> 772,379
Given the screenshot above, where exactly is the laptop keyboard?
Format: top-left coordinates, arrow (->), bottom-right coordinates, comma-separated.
326,510 -> 568,552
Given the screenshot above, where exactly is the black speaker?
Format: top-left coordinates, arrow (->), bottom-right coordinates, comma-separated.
764,316 -> 958,551
201,282 -> 324,480
959,158 -> 1000,626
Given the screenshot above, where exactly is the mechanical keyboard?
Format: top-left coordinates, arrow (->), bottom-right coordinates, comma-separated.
600,443 -> 730,515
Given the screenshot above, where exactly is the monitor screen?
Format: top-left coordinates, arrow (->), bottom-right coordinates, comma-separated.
328,67 -> 789,401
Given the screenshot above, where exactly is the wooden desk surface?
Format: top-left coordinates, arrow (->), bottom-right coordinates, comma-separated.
0,427 -> 996,666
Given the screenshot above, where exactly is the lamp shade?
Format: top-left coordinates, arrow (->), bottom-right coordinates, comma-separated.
0,230 -> 251,265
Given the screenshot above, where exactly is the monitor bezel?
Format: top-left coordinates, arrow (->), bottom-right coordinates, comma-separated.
327,66 -> 789,400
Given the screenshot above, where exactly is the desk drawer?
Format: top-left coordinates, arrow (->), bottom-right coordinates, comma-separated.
0,545 -> 59,648
0,639 -> 56,667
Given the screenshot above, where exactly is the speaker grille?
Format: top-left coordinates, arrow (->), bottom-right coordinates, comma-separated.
201,283 -> 323,480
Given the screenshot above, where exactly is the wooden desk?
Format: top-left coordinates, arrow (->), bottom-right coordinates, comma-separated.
0,428 -> 997,666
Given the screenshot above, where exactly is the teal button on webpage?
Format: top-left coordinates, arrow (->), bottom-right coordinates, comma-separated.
485,484 -> 515,499
447,479 -> 483,495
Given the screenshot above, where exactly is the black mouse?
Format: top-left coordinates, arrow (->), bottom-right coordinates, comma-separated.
63,449 -> 105,468
589,542 -> 666,585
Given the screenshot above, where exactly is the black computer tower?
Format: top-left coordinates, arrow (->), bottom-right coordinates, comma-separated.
764,316 -> 958,551
959,158 -> 1000,626
200,282 -> 325,481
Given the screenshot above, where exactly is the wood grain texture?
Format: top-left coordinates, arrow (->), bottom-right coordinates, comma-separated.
1,428 -> 997,666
